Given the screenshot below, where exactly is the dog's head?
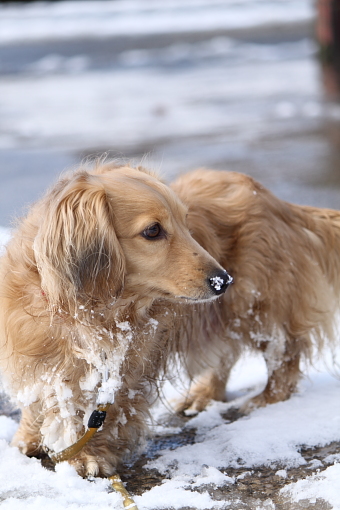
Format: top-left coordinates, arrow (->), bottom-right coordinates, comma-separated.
33,164 -> 232,312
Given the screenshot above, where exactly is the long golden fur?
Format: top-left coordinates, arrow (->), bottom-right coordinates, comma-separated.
171,168 -> 340,414
0,163 -> 231,477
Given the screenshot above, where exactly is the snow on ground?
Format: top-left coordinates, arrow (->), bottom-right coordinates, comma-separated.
0,0 -> 314,45
0,227 -> 339,509
0,58 -> 321,152
151,360 -> 340,476
281,463 -> 340,510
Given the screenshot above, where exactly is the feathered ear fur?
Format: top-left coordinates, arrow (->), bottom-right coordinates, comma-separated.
33,171 -> 125,310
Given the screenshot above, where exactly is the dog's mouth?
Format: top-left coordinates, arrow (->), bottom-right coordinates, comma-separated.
175,294 -> 225,303
145,272 -> 233,303
154,291 -> 221,304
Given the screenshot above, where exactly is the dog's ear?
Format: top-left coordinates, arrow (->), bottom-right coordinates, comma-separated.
33,172 -> 125,310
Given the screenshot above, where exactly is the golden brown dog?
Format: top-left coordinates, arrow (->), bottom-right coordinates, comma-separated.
0,163 -> 232,477
171,168 -> 340,414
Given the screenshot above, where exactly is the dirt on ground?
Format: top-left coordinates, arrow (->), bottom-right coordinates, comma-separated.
1,393 -> 338,510
118,408 -> 338,510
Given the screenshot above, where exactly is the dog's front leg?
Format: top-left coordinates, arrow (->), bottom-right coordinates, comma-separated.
174,365 -> 232,416
11,403 -> 44,457
66,391 -> 149,477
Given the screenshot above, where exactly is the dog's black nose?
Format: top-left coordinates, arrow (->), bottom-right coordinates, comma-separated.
208,270 -> 233,295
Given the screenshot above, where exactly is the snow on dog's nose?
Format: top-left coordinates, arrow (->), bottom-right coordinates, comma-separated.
208,270 -> 233,296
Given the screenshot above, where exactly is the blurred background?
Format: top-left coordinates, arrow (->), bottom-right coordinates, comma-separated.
0,0 -> 340,226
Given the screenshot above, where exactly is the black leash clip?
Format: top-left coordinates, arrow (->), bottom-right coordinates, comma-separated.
88,409 -> 107,429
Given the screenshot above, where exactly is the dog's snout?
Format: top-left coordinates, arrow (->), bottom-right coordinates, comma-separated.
208,269 -> 233,296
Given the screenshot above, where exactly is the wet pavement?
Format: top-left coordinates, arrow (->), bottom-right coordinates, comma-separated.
2,20 -> 340,226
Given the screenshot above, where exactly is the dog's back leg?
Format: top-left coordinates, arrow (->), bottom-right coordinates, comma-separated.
243,342 -> 301,411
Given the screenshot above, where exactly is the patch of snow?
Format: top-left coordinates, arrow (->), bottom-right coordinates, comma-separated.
148,360 -> 340,478
209,275 -> 224,291
307,458 -> 324,470
0,1 -> 314,45
138,465 -> 234,509
136,478 -> 225,510
116,321 -> 132,332
281,463 -> 340,510
0,441 -> 121,510
192,465 -> 235,486
237,470 -> 252,480
79,370 -> 101,393
27,54 -> 90,75
324,453 -> 340,464
0,58 -> 320,152
0,227 -> 11,254
183,407 -> 225,434
16,382 -> 42,407
0,349 -> 339,509
0,416 -> 18,443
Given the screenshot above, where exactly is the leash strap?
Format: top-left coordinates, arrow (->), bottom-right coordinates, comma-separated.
49,403 -> 110,463
109,474 -> 139,510
48,403 -> 139,509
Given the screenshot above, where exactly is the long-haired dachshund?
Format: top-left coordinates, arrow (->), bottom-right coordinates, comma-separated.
171,168 -> 340,414
0,163 -> 232,477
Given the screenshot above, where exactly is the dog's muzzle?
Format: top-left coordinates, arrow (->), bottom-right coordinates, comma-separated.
208,270 -> 233,296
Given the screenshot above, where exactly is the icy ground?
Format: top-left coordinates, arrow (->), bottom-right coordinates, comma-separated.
0,228 -> 339,509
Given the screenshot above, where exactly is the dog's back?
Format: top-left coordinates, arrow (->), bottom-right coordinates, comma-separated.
171,169 -> 340,412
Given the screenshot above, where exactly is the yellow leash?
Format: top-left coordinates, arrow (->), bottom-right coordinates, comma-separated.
48,403 -> 139,510
50,403 -> 110,463
109,474 -> 139,509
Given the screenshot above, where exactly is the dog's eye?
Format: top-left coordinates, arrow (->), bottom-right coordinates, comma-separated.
142,223 -> 165,240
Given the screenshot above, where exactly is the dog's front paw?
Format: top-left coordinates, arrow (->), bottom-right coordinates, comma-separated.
11,424 -> 43,458
68,451 -> 114,478
173,374 -> 227,416
172,393 -> 214,416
